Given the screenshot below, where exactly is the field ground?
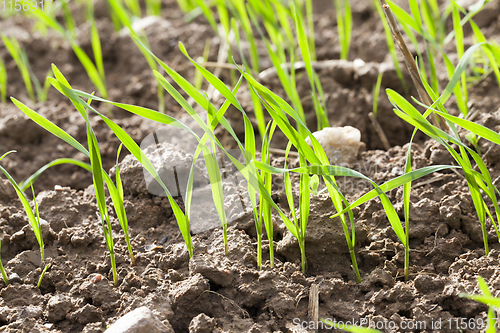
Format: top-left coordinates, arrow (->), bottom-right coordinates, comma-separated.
1,0 -> 500,332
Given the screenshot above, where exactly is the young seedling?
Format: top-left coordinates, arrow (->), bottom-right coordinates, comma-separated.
130,37 -> 295,264
31,9 -> 108,99
459,276 -> 497,333
175,0 -> 195,13
0,57 -> 6,103
0,239 -> 8,286
115,144 -> 135,266
145,0 -> 161,16
87,0 -> 106,86
372,72 -> 383,118
0,151 -> 45,261
242,79 -> 457,282
37,263 -> 51,288
20,158 -> 91,192
10,66 -> 164,281
283,143 -> 310,273
309,174 -> 319,196
292,2 -> 329,130
387,43 -> 500,256
1,35 -> 36,102
0,148 -> 8,286
85,95 -> 119,286
106,0 -> 165,112
334,0 -> 352,60
36,63 -> 199,258
257,121 -> 276,268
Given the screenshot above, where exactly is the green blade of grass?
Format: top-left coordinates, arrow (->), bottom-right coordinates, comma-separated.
20,158 -> 91,191
0,239 -> 8,286
51,66 -> 195,257
0,56 -> 7,103
388,88 -> 498,253
330,164 -> 458,217
1,35 -> 35,102
31,10 -> 107,98
402,130 -> 416,281
90,16 -> 105,83
475,276 -> 497,333
114,143 -> 134,265
0,152 -> 45,261
11,97 -> 89,156
36,263 -> 51,288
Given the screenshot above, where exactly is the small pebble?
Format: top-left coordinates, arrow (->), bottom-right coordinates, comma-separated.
90,274 -> 103,283
54,185 -> 63,191
306,126 -> 361,166
391,166 -> 404,176
104,306 -> 174,333
138,245 -> 163,252
8,273 -> 21,284
159,235 -> 168,244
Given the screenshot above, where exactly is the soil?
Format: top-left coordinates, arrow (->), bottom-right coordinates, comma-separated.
1,0 -> 500,332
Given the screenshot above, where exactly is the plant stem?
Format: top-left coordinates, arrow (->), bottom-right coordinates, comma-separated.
125,237 -> 135,266
404,240 -> 409,281
481,222 -> 489,256
299,242 -> 307,274
37,263 -> 51,288
257,233 -> 262,270
0,240 -> 8,286
110,251 -> 118,286
223,225 -> 228,255
349,246 -> 361,283
339,218 -> 361,282
404,205 -> 410,281
269,240 -> 274,268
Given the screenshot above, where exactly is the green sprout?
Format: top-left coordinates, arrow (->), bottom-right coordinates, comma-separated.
0,56 -> 7,103
31,9 -> 108,99
1,35 -> 36,102
387,42 -> 500,256
334,0 -> 352,60
0,238 -> 8,287
257,121 -> 276,268
37,263 -> 51,288
460,276 -> 497,333
310,174 -> 319,196
465,132 -> 481,156
0,151 -> 45,261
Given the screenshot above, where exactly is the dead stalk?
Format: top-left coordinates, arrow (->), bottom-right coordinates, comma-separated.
379,0 -> 449,132
369,112 -> 391,150
308,283 -> 319,333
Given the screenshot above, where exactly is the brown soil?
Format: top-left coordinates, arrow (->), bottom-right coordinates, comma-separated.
1,0 -> 500,332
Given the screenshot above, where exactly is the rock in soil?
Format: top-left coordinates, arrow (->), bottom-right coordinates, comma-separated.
306,126 -> 362,166
104,306 -> 175,333
188,313 -> 216,333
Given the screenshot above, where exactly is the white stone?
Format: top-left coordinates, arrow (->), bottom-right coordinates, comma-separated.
104,307 -> 174,333
306,126 -> 361,166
